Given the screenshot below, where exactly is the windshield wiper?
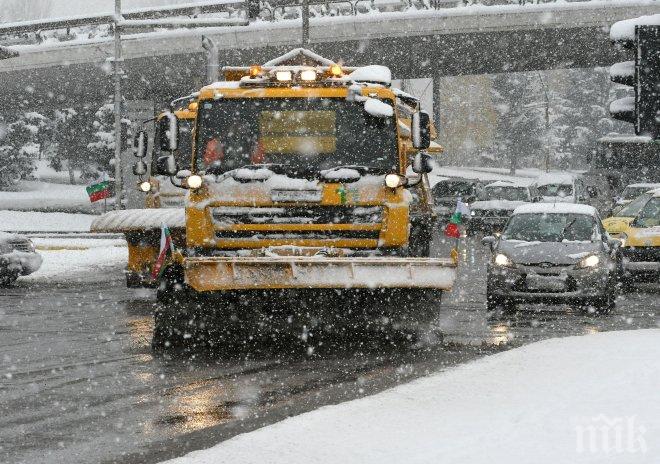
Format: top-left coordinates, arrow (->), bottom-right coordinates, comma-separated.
559,218 -> 577,241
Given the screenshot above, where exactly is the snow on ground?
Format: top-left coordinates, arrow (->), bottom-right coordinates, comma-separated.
0,210 -> 97,232
22,244 -> 127,283
0,180 -> 105,213
163,329 -> 660,464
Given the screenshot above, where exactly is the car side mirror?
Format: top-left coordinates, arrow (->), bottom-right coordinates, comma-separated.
133,130 -> 148,158
155,155 -> 178,176
482,235 -> 496,250
607,238 -> 621,250
412,151 -> 433,174
158,112 -> 179,152
132,160 -> 147,176
412,111 -> 431,149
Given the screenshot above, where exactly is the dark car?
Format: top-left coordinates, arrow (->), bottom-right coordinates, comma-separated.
466,180 -> 539,235
483,203 -> 620,312
431,178 -> 482,220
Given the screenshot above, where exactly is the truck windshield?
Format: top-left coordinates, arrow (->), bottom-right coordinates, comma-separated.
194,98 -> 398,175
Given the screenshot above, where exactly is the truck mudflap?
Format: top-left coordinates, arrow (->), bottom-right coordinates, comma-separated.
90,208 -> 185,233
183,256 -> 457,292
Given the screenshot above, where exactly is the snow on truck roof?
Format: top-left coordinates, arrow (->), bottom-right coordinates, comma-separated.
513,203 -> 598,216
610,14 -> 660,42
535,172 -> 575,186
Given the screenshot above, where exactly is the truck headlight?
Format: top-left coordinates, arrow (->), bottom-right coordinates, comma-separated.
384,173 -> 406,188
577,254 -> 600,268
139,181 -> 152,193
187,175 -> 203,189
494,253 -> 513,267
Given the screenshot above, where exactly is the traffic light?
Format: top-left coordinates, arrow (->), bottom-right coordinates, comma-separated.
610,24 -> 660,139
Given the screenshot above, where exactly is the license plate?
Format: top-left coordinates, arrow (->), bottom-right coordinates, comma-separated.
271,189 -> 322,203
526,275 -> 566,291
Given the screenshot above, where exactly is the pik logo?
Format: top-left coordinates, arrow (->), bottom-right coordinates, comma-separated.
574,414 -> 647,455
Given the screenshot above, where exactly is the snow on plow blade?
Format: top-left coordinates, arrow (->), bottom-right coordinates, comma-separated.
184,256 -> 457,292
89,209 -> 185,232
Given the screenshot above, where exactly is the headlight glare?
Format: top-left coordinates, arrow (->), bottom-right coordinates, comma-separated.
384,173 -> 405,189
494,253 -> 513,267
139,181 -> 152,193
578,254 -> 600,268
187,175 -> 203,189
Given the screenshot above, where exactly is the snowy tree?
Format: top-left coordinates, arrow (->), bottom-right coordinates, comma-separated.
0,112 -> 49,188
86,102 -> 130,180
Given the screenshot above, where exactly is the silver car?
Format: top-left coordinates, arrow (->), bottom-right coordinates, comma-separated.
482,203 -> 620,312
0,232 -> 42,286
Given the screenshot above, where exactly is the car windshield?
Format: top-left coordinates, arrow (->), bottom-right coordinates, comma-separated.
480,186 -> 529,201
537,183 -> 573,197
617,194 -> 651,217
432,181 -> 476,198
194,97 -> 398,175
502,213 -> 598,242
621,186 -> 652,200
632,197 -> 660,228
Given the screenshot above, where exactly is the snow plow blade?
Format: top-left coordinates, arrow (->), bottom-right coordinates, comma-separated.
184,256 -> 457,292
90,209 -> 185,233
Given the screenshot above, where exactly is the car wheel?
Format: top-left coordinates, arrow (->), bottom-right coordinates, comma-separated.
486,285 -> 504,311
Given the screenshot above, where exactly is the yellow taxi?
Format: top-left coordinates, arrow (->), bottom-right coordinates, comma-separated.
603,188 -> 657,238
611,188 -> 660,285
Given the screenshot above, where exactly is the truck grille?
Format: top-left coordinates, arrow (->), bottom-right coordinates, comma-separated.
212,206 -> 383,242
212,206 -> 383,226
622,247 -> 660,262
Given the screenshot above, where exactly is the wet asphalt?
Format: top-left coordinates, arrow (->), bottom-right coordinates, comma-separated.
0,237 -> 658,464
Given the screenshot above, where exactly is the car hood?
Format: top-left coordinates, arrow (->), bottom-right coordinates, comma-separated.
626,226 -> 660,247
497,240 -> 602,265
471,200 -> 526,211
602,216 -> 633,235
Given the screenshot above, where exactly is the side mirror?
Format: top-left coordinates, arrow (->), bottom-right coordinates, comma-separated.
412,111 -> 431,149
132,160 -> 147,176
482,235 -> 496,250
608,238 -> 622,250
158,112 -> 179,152
155,155 -> 178,176
133,131 -> 148,158
412,151 -> 433,174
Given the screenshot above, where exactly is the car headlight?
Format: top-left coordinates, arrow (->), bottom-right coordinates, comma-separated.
139,181 -> 152,193
494,253 -> 513,267
577,254 -> 600,268
384,173 -> 406,189
187,175 -> 203,189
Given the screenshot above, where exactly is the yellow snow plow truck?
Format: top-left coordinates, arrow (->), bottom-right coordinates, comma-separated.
94,49 -> 457,347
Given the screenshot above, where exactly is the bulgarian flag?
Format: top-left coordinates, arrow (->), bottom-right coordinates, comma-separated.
444,199 -> 471,238
86,173 -> 111,203
151,224 -> 175,279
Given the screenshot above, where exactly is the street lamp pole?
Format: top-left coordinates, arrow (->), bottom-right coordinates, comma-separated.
113,0 -> 123,210
538,72 -> 550,173
302,0 -> 310,46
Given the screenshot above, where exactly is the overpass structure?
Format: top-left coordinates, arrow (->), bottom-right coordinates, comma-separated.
0,1 -> 658,112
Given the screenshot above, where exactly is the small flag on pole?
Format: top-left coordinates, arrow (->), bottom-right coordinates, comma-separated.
86,172 -> 111,203
444,198 -> 470,238
151,224 -> 175,279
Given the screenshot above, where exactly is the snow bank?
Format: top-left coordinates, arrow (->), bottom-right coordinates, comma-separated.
162,329 -> 660,464
0,180 -> 103,213
22,245 -> 127,283
0,210 -> 96,232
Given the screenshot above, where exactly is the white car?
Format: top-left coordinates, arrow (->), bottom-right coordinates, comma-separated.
535,172 -> 583,204
0,232 -> 42,285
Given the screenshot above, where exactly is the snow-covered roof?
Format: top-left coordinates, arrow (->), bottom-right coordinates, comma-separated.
609,97 -> 634,117
513,203 -> 597,217
535,172 -> 576,186
485,180 -> 529,188
609,61 -> 634,81
346,65 -> 391,85
610,14 -> 660,42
